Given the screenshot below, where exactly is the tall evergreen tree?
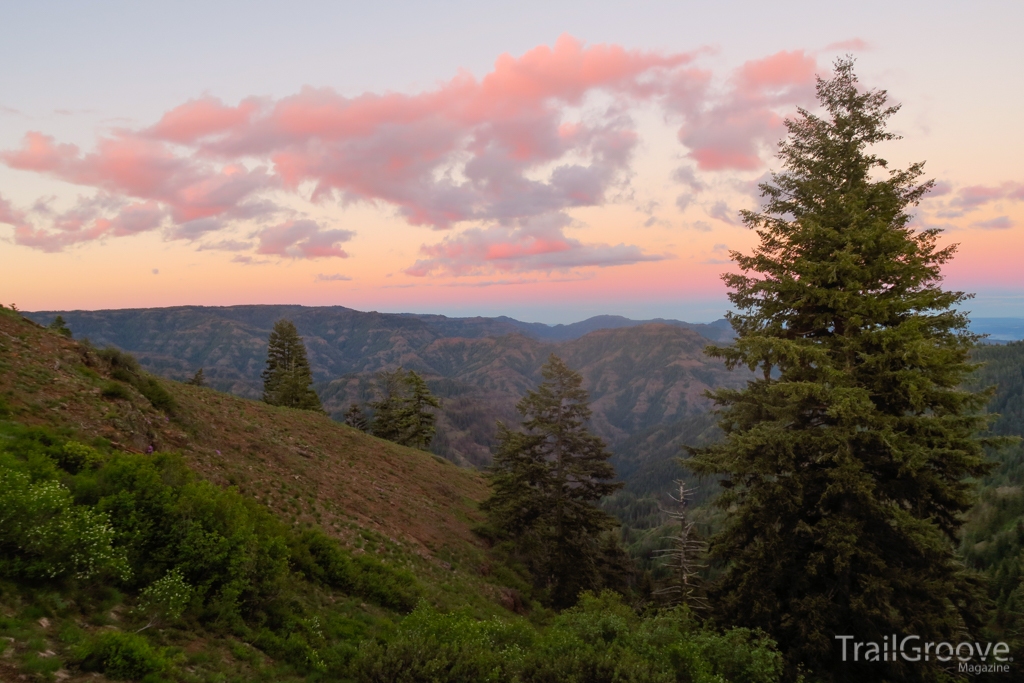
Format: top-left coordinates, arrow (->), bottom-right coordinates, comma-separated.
261,319 -> 323,411
369,368 -> 409,443
399,371 -> 441,450
368,368 -> 440,450
688,59 -> 999,682
483,354 -> 623,607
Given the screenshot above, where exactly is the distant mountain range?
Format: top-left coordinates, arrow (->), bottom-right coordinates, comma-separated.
971,318 -> 1024,343
23,304 -> 1024,510
24,305 -> 746,472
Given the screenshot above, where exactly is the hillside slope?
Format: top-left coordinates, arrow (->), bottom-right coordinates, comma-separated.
0,307 -> 504,598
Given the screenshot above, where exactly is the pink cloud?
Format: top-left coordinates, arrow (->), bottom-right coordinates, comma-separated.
196,238 -> 253,252
255,219 -> 353,259
971,216 -> 1014,230
0,37 -> 830,271
147,97 -> 261,143
951,183 -> 1024,211
0,193 -> 28,230
824,39 -> 870,52
405,215 -> 666,277
674,50 -> 818,171
1,191 -> 165,252
171,35 -> 698,230
1,130 -> 281,250
708,200 -> 741,225
2,132 -> 277,224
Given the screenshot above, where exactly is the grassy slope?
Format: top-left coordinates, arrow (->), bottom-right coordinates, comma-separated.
0,307 -> 527,681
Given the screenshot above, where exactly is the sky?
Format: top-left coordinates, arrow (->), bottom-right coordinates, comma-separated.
1,0 -> 1022,324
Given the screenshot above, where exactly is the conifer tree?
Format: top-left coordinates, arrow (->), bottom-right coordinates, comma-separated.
368,368 -> 440,450
261,319 -> 323,411
48,315 -> 72,338
688,59 -> 998,682
187,368 -> 205,387
399,371 -> 441,450
483,354 -> 622,607
369,368 -> 409,443
344,402 -> 369,431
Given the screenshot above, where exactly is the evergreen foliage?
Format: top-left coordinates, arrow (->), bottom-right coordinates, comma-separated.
261,319 -> 323,411
688,59 -> 1000,682
368,368 -> 407,443
367,368 -> 440,450
967,341 -> 1024,486
483,354 -> 625,607
960,341 -> 1024,651
187,367 -> 205,386
48,314 -> 72,337
344,402 -> 369,431
401,371 -> 441,450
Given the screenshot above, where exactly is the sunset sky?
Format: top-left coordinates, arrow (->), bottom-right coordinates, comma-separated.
1,0 -> 1021,323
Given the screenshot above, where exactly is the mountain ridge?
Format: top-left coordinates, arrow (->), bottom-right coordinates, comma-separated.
24,306 -> 750,470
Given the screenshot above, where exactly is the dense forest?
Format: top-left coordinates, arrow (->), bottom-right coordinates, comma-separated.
961,341 -> 1024,645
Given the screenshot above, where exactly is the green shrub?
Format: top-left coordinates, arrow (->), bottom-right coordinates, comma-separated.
354,593 -> 783,683
96,347 -> 176,413
59,441 -> 102,473
88,453 -> 292,624
101,382 -> 132,401
352,605 -> 533,683
253,618 -> 328,674
521,592 -> 783,683
291,529 -> 419,611
97,347 -> 141,375
137,568 -> 192,626
137,377 -> 175,413
80,631 -> 167,680
0,465 -> 129,581
0,421 -> 426,679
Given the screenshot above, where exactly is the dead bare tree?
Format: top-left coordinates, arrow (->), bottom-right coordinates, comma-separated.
652,479 -> 709,611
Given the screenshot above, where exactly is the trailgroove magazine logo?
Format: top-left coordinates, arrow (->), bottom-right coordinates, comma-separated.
836,635 -> 1013,674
